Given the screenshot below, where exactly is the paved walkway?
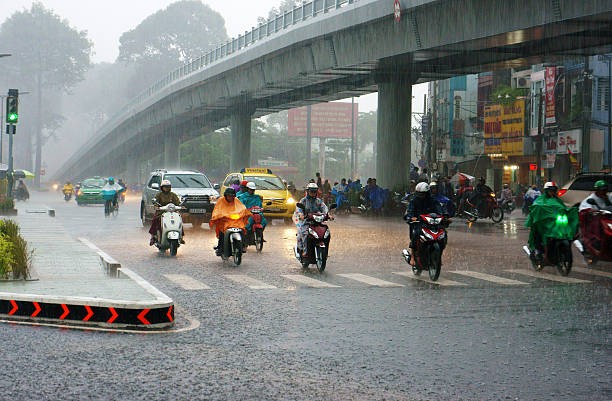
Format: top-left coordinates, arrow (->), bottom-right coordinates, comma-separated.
0,202 -> 174,328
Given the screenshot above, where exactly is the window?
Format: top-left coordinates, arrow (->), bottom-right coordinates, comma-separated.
148,175 -> 161,188
596,77 -> 610,112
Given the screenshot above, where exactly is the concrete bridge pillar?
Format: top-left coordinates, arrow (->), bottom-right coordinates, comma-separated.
164,134 -> 180,169
376,74 -> 416,190
126,152 -> 139,186
230,109 -> 253,171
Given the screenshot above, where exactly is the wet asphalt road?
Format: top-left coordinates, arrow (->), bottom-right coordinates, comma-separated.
0,191 -> 610,401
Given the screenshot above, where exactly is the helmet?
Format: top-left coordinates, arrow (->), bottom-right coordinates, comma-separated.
224,187 -> 236,196
306,182 -> 318,191
543,181 -> 557,190
160,179 -> 171,188
108,177 -> 114,184
240,180 -> 248,187
503,183 -> 509,188
594,180 -> 608,190
246,181 -> 256,190
415,182 -> 430,193
429,181 -> 438,187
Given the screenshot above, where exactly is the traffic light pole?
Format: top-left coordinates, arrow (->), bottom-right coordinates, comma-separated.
7,124 -> 15,198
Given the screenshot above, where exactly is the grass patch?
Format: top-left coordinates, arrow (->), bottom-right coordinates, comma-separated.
0,219 -> 33,279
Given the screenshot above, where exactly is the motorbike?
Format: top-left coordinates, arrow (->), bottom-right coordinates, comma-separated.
402,213 -> 449,281
576,203 -> 612,265
245,205 -> 266,253
13,187 -> 29,202
218,213 -> 246,265
154,202 -> 185,256
523,206 -> 577,276
63,189 -> 73,201
293,202 -> 336,272
463,192 -> 504,223
499,197 -> 515,214
102,190 -> 119,217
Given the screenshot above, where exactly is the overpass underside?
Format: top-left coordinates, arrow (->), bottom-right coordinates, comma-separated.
55,0 -> 612,189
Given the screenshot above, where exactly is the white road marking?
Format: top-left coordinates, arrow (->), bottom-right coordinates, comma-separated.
449,271 -> 529,285
572,266 -> 612,279
392,271 -> 467,286
337,273 -> 404,287
225,275 -> 277,289
505,269 -> 591,284
281,275 -> 341,288
164,274 -> 211,290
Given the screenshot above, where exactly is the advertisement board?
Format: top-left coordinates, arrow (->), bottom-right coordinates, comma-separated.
484,104 -> 502,154
545,67 -> 556,125
287,102 -> 358,138
500,100 -> 525,156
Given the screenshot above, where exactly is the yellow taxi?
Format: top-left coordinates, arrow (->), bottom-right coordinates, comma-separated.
220,168 -> 296,223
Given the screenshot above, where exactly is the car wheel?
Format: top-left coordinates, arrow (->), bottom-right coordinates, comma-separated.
140,203 -> 148,226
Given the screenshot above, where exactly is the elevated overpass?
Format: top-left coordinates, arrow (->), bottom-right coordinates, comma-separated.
53,0 -> 612,189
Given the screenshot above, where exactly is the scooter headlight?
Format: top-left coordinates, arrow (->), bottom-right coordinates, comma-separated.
229,213 -> 240,220
313,214 -> 325,223
166,203 -> 176,212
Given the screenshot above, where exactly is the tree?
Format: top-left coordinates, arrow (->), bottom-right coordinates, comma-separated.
117,0 -> 228,97
258,0 -> 305,24
0,2 -> 92,187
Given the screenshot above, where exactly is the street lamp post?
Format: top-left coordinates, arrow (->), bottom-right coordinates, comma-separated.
598,54 -> 612,168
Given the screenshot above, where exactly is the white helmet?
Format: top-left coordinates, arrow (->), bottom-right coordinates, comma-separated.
415,182 -> 430,192
160,179 -> 171,188
246,181 -> 256,190
306,182 -> 318,191
429,181 -> 438,187
543,181 -> 557,189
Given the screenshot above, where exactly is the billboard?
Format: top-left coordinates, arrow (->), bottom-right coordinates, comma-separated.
287,102 -> 358,138
484,100 -> 525,156
545,67 -> 556,125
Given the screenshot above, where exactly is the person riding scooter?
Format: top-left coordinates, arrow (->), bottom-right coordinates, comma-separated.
577,180 -> 612,263
526,181 -> 578,258
149,179 -> 183,246
579,180 -> 611,212
62,181 -> 74,200
403,182 -> 444,264
294,182 -> 329,257
237,181 -> 267,231
210,187 -> 251,256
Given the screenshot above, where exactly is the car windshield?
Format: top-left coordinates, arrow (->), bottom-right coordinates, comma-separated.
245,175 -> 285,190
82,178 -> 105,188
165,174 -> 212,189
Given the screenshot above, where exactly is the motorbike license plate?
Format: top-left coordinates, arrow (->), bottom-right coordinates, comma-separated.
189,208 -> 206,214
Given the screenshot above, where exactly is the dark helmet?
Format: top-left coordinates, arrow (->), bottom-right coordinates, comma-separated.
224,187 -> 236,197
478,177 -> 485,184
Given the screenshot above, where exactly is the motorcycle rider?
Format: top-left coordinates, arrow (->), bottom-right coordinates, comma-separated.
62,181 -> 74,198
294,182 -> 329,257
238,181 -> 268,232
210,187 -> 251,256
579,180 -> 611,211
101,177 -> 125,214
499,183 -> 513,209
430,181 -> 455,217
403,182 -> 444,264
526,181 -> 578,257
471,177 -> 494,215
148,179 -> 182,246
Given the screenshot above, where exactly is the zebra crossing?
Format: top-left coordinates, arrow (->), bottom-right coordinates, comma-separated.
164,267 -> 610,291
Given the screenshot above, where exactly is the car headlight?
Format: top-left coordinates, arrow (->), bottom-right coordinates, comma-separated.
286,197 -> 295,205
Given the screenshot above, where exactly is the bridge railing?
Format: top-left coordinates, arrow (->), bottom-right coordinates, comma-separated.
101,0 -> 357,130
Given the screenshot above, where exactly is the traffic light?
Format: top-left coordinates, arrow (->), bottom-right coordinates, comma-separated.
6,88 -> 18,124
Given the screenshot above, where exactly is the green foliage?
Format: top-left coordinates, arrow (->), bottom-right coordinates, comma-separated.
0,219 -> 32,279
118,0 -> 228,96
0,197 -> 14,211
491,85 -> 528,104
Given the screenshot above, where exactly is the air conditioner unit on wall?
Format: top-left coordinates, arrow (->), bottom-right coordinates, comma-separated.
515,76 -> 531,89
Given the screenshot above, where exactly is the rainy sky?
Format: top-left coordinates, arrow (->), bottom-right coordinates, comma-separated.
0,0 -> 426,112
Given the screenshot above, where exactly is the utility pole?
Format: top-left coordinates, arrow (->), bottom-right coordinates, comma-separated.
582,56 -> 592,172
536,88 -> 543,188
306,105 -> 312,182
431,81 -> 437,171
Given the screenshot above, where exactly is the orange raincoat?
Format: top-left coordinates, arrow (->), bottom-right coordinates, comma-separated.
209,197 -> 251,238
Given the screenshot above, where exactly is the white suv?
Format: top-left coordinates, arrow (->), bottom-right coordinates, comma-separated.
140,169 -> 220,228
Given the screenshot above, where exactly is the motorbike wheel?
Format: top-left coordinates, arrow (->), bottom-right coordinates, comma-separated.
315,245 -> 327,273
112,204 -> 119,217
169,240 -> 178,256
491,207 -> 504,223
254,228 -> 264,253
556,242 -> 572,276
104,200 -> 111,217
233,240 -> 242,266
428,243 -> 442,281
466,209 -> 478,222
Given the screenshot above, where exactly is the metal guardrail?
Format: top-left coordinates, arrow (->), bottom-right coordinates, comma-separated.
99,0 -> 357,133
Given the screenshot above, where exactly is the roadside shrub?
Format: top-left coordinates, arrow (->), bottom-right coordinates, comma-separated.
0,233 -> 15,278
0,197 -> 14,211
0,219 -> 32,279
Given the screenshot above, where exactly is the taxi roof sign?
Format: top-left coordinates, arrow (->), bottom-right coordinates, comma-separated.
241,168 -> 273,174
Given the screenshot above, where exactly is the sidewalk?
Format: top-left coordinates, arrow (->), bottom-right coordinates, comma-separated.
0,201 -> 174,329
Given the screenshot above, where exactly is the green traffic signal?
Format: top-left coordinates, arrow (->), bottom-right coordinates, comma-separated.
6,89 -> 18,124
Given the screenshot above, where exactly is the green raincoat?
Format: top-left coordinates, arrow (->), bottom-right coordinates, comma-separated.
525,194 -> 578,250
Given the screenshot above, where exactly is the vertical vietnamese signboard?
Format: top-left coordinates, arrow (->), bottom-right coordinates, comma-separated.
501,99 -> 525,156
545,67 -> 556,125
484,104 -> 502,154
